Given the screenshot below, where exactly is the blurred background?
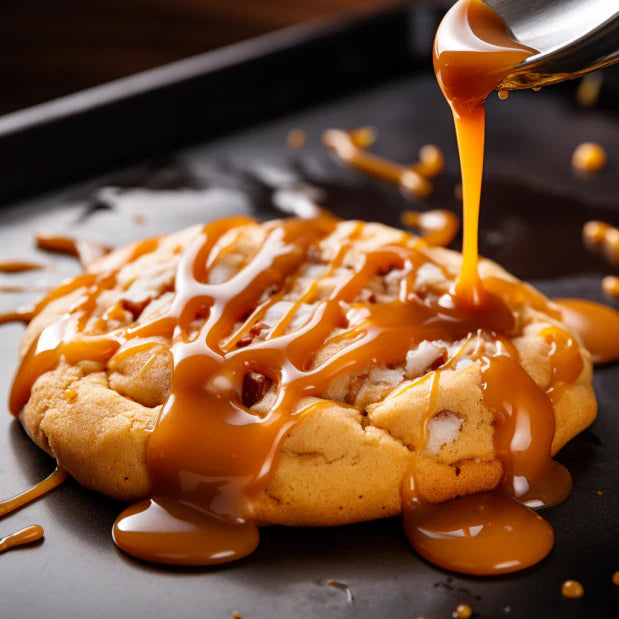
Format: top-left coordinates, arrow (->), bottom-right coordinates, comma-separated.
0,0 -> 413,115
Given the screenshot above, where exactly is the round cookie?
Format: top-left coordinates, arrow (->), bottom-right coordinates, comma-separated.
14,218 -> 597,526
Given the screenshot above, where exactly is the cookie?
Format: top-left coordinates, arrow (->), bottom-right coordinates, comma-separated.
13,217 -> 596,526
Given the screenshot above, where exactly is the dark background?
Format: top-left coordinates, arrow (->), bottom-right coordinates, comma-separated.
1,0 -> 409,115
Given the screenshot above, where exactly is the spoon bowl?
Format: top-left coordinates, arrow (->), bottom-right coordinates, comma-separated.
484,0 -> 619,89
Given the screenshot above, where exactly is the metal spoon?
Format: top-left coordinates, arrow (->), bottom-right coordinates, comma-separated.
484,0 -> 619,89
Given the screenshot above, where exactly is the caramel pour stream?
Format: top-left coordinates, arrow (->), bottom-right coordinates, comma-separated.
400,0 -> 571,575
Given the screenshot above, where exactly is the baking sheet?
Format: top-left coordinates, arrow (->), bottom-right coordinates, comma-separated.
0,5 -> 618,619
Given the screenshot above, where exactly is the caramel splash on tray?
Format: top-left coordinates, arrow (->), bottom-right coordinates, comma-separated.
323,128 -> 443,198
35,232 -> 110,267
401,209 -> 459,247
0,307 -> 35,325
0,525 -> 44,555
0,468 -> 67,517
0,261 -> 44,274
0,468 -> 66,557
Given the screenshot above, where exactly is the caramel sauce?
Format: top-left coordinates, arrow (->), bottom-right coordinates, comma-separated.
401,209 -> 459,247
403,470 -> 554,576
555,299 -> 619,364
0,260 -> 43,273
0,307 -> 34,325
0,468 -> 67,516
561,579 -> 584,599
0,469 -> 65,557
113,498 -> 259,566
35,232 -> 110,267
323,129 -> 433,197
0,285 -> 51,293
434,0 -> 535,304
0,525 -> 44,554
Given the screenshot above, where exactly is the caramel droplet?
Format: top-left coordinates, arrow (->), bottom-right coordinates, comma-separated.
572,142 -> 607,173
403,473 -> 554,576
602,275 -> 619,299
287,128 -> 307,150
561,580 -> 584,599
401,209 -> 460,247
322,129 -> 432,197
453,604 -> 473,619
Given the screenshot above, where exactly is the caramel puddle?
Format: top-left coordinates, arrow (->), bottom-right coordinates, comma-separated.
113,498 -> 259,566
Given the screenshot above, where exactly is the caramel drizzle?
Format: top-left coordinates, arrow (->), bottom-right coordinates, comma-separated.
582,220 -> 619,298
0,307 -> 34,326
433,0 -> 536,305
0,468 -> 67,516
401,209 -> 459,247
0,525 -> 44,554
35,232 -> 110,268
0,261 -> 44,274
322,129 -> 439,197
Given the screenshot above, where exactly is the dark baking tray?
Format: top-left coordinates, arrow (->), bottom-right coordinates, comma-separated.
1,4 -> 618,618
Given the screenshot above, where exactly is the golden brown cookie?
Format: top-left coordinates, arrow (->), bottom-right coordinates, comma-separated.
14,218 -> 596,526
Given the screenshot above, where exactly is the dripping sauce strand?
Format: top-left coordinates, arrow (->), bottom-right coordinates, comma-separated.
1,0 -> 618,572
35,232 -> 110,268
0,468 -> 67,556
